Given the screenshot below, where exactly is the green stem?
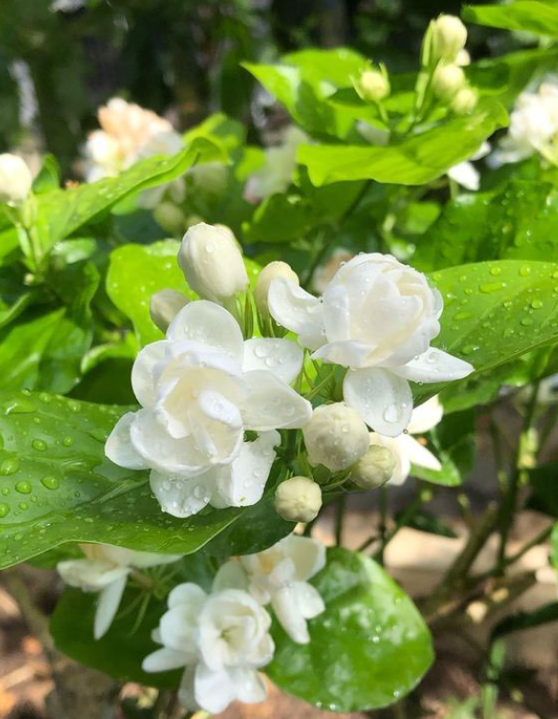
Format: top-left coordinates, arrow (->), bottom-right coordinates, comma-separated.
334,494 -> 346,546
373,488 -> 430,560
376,486 -> 388,565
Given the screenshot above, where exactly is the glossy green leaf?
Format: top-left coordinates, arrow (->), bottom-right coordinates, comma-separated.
527,463 -> 558,517
463,2 -> 558,37
0,390 -> 291,569
413,181 -> 558,273
492,602 -> 558,641
298,104 -> 507,186
415,260 -> 558,403
35,139 -> 225,250
32,154 -> 60,194
268,547 -> 433,712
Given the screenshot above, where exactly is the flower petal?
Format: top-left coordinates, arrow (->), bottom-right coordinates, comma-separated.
268,278 -> 325,351
282,534 -> 326,581
231,668 -> 268,704
312,339 -> 375,368
131,341 -> 168,408
343,368 -> 412,437
143,647 -> 190,672
212,561 -> 249,592
168,582 -> 208,609
105,412 -> 147,470
214,431 -> 279,507
150,470 -> 215,518
243,338 -> 303,385
159,604 -> 201,656
94,574 -> 127,639
271,585 -> 311,643
447,161 -> 480,191
399,434 -> 442,472
166,300 -> 244,363
242,371 -> 312,430
407,396 -> 443,435
369,433 -> 410,486
393,347 -> 473,383
194,664 -> 236,714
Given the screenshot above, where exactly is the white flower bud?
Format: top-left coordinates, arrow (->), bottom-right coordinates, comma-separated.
451,87 -> 478,114
153,202 -> 186,234
303,403 -> 370,472
149,289 -> 189,332
355,68 -> 390,102
431,15 -> 468,62
274,476 -> 322,523
256,261 -> 299,319
351,444 -> 395,489
0,154 -> 33,205
432,63 -> 465,100
177,222 -> 248,304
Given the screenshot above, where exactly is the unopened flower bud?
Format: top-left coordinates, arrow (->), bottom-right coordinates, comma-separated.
303,403 -> 370,472
149,289 -> 189,332
274,476 -> 322,523
153,202 -> 186,234
0,154 -> 33,205
451,87 -> 478,114
351,444 -> 395,490
432,63 -> 465,100
178,222 -> 248,304
256,261 -> 299,319
431,15 -> 468,63
355,68 -> 390,102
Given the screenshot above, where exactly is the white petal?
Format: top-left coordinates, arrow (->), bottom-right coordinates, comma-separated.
94,575 -> 127,639
150,470 -> 215,518
194,664 -> 236,714
272,586 -> 310,644
142,647 -> 190,672
57,559 -> 129,591
131,341 -> 167,408
408,396 -> 443,434
166,300 -> 244,363
104,412 -> 147,470
159,605 -> 200,655
214,431 -> 279,507
128,551 -> 182,569
312,339 -> 374,368
295,581 -> 326,619
398,434 -> 442,472
242,370 -> 312,430
282,534 -> 327,581
447,161 -> 480,191
168,582 -> 208,609
393,347 -> 474,383
212,561 -> 249,592
343,368 -> 413,437
243,337 -> 303,385
231,667 -> 268,704
268,278 -> 325,350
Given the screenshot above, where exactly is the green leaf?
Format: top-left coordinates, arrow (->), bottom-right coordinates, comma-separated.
397,509 -> 458,539
463,2 -> 558,37
0,390 -> 290,570
413,181 -> 558,273
268,547 -> 433,711
298,104 -> 507,186
32,154 -> 61,194
527,463 -> 558,516
415,260 -> 558,403
106,240 -> 194,347
491,602 -> 558,640
51,586 -> 180,687
35,139 -> 225,250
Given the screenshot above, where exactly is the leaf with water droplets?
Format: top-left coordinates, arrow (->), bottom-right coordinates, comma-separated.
268,547 -> 433,712
0,390 -> 291,569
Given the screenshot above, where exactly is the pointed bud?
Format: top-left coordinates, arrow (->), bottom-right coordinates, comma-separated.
274,476 -> 322,523
149,289 -> 189,332
0,154 -> 33,205
303,403 -> 370,472
255,261 -> 299,319
350,444 -> 395,490
355,67 -> 390,102
177,222 -> 248,304
432,63 -> 465,100
431,15 -> 468,63
451,87 -> 478,114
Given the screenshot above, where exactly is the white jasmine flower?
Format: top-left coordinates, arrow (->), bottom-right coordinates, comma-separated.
178,223 -> 248,304
354,67 -> 390,102
0,154 -> 33,205
240,534 -> 326,644
492,82 -> 558,165
105,300 -> 311,517
244,126 -> 309,202
368,396 -> 444,486
447,141 -> 490,191
255,261 -> 299,320
144,579 -> 273,714
57,544 -> 180,639
268,253 -> 473,436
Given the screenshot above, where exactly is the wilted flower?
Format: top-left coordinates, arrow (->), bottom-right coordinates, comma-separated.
0,154 -> 33,205
105,300 -> 311,517
274,476 -> 323,523
244,126 -> 309,202
303,402 -> 370,471
492,82 -> 558,165
144,579 -> 273,714
240,534 -> 326,644
178,223 -> 248,304
269,253 -> 473,436
57,544 -> 180,639
368,396 -> 444,486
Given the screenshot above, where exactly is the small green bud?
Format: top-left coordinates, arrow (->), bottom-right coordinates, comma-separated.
451,87 -> 478,114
